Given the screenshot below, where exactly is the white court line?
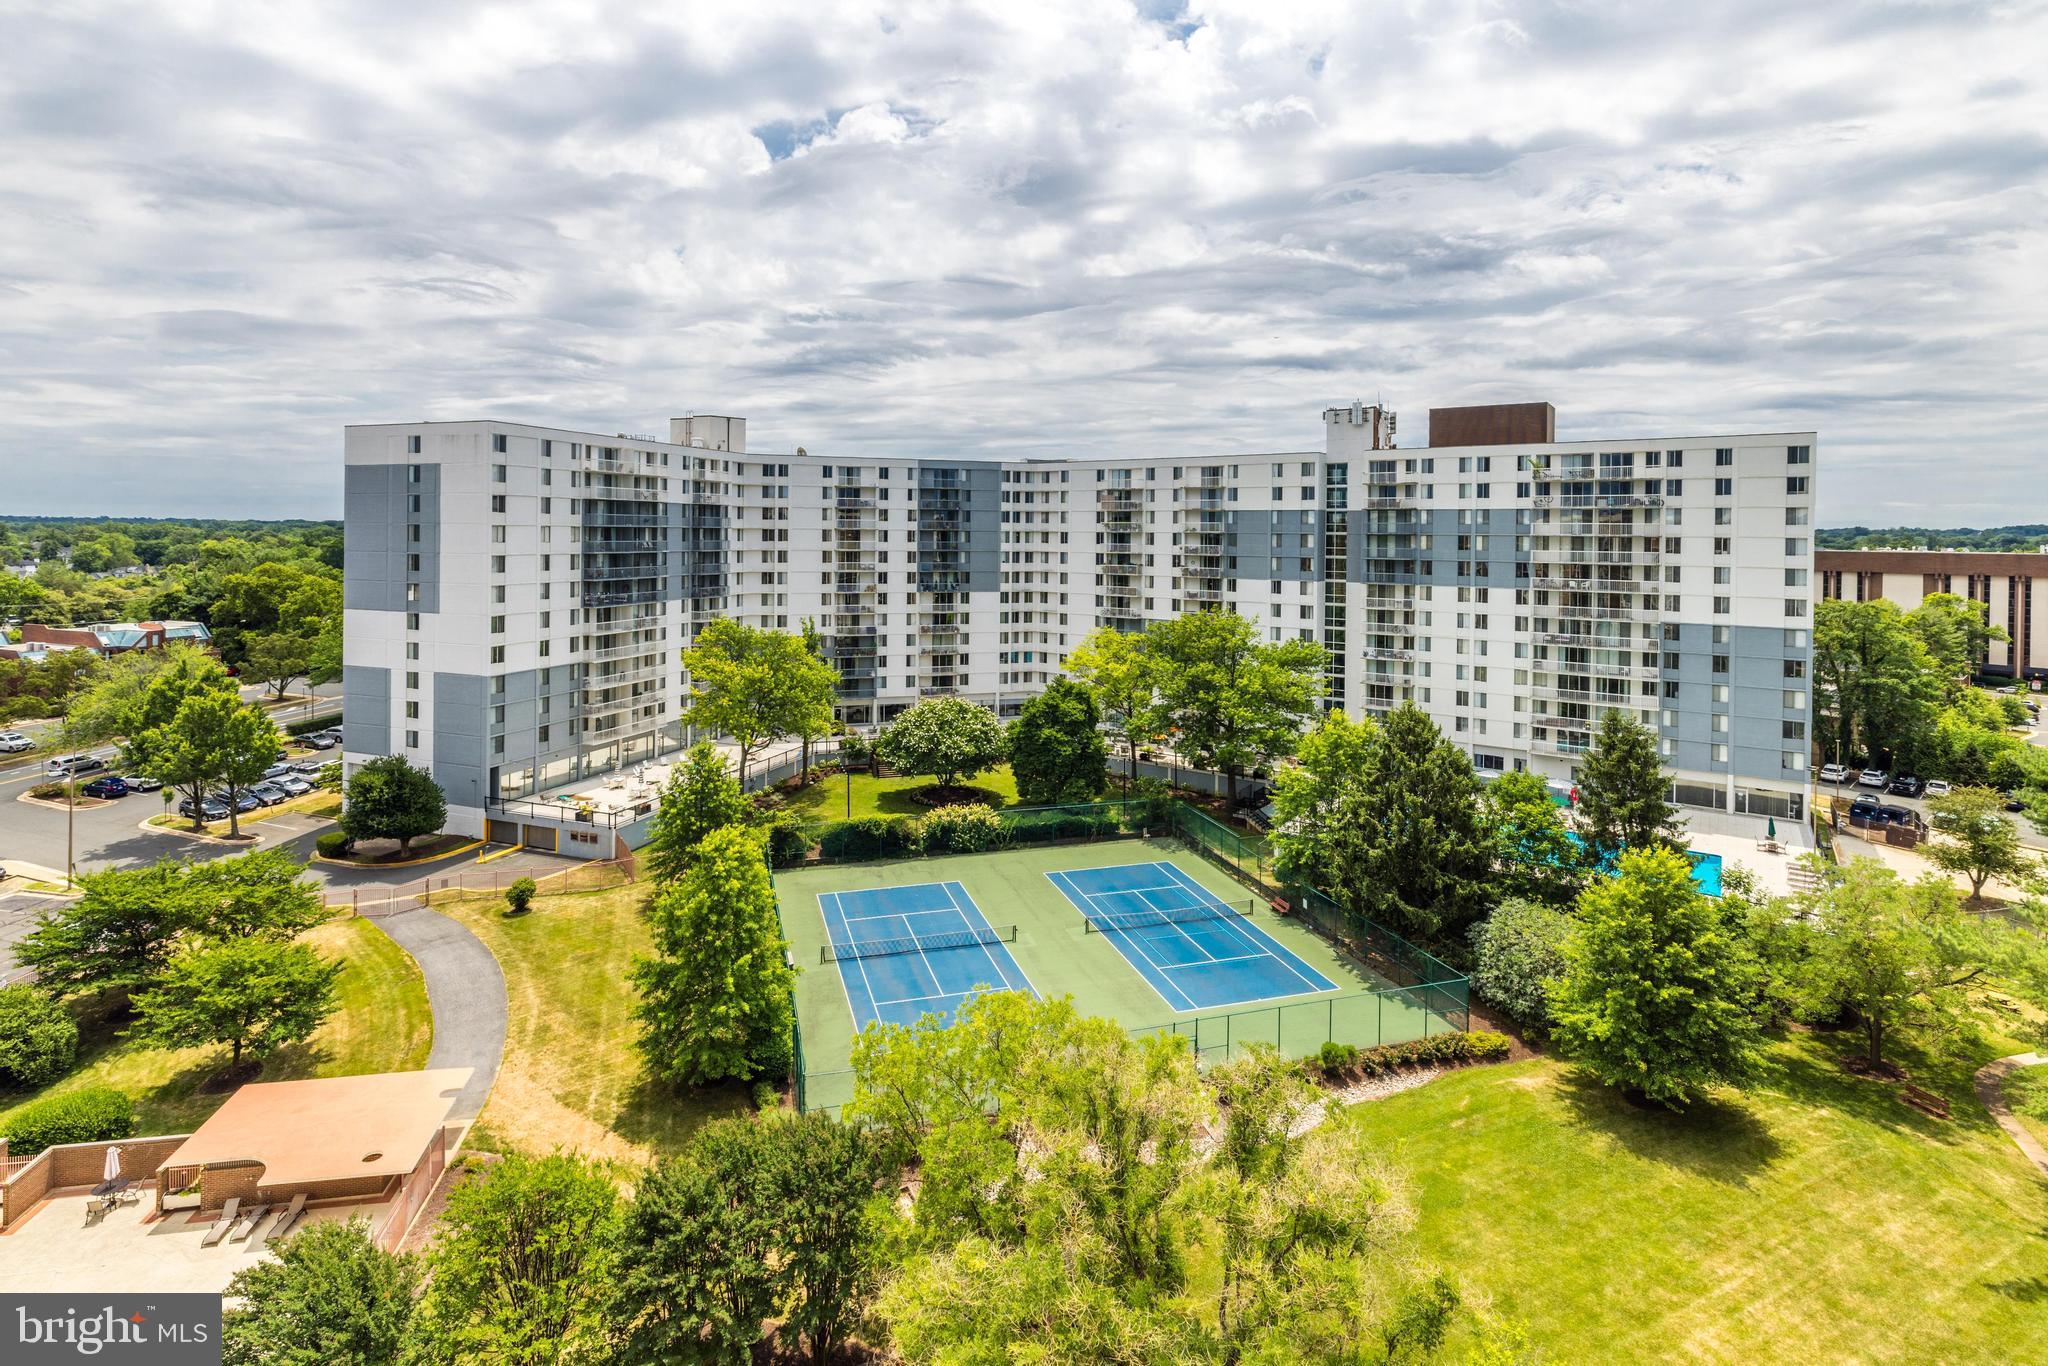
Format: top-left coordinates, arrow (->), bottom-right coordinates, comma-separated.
1059,874 -> 1201,1012
818,891 -> 878,1028
1154,862 -> 1337,995
938,881 -> 1018,996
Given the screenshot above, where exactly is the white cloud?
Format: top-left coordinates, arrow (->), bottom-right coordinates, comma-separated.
0,0 -> 2042,522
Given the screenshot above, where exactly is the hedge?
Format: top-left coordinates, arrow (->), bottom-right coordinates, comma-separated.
815,815 -> 920,862
1001,810 -> 1126,845
286,714 -> 339,737
1,1087 -> 135,1155
763,818 -> 810,869
315,831 -> 351,858
1315,1030 -> 1511,1080
917,804 -> 1010,855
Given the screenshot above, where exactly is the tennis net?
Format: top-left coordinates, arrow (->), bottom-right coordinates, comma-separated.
821,924 -> 1018,964
1082,899 -> 1255,935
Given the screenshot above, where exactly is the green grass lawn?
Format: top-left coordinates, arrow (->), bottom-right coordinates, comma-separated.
2003,1060 -> 2048,1151
0,916 -> 431,1138
1340,1032 -> 2048,1362
775,764 -> 1022,823
438,883 -> 750,1165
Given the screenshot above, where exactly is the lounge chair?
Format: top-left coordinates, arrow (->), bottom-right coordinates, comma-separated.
231,1202 -> 270,1241
263,1192 -> 307,1243
200,1197 -> 240,1247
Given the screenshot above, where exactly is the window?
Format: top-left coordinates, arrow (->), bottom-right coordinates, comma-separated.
1713,537 -> 1731,555
405,730 -> 419,749
404,701 -> 419,719
1785,507 -> 1810,526
492,434 -> 507,452
1666,479 -> 1683,496
1713,596 -> 1731,615
407,463 -> 421,483
490,494 -> 506,513
1712,654 -> 1730,673
1786,538 -> 1808,556
490,645 -> 506,664
1715,448 -> 1733,466
1783,659 -> 1806,679
1787,445 -> 1811,464
407,434 -> 421,454
405,612 -> 420,630
1785,599 -> 1807,618
1787,476 -> 1809,495
1714,478 -> 1733,496
1783,720 -> 1806,741
490,615 -> 505,633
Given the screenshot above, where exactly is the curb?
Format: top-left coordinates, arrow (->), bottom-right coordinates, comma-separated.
137,814 -> 271,847
474,843 -> 524,866
314,839 -> 486,871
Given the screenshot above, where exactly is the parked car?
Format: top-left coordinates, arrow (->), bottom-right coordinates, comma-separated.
1850,794 -> 1881,816
248,783 -> 291,806
262,762 -> 295,781
122,774 -> 163,792
179,796 -> 231,821
0,731 -> 33,753
45,753 -> 106,778
209,790 -> 261,814
1877,804 -> 1918,826
272,775 -> 313,797
1887,775 -> 1926,798
80,775 -> 129,799
291,760 -> 326,776
1856,769 -> 1889,789
301,733 -> 338,750
1817,763 -> 1851,784
1923,780 -> 1952,798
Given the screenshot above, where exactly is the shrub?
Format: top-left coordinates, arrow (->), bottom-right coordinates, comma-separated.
1130,776 -> 1174,829
315,760 -> 343,792
315,831 -> 351,859
285,714 -> 335,737
1321,1031 -> 1512,1081
1317,1041 -> 1358,1078
505,876 -> 537,916
1467,898 -> 1575,1028
762,815 -> 811,869
752,1080 -> 781,1111
916,804 -> 1010,855
0,985 -> 79,1088
815,816 -> 918,862
2,1087 -> 134,1154
1003,809 -> 1124,845
27,782 -> 66,801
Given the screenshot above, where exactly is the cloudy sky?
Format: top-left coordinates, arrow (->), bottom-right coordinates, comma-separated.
2,1 -> 2044,523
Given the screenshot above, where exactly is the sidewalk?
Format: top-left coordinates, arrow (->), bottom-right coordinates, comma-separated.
1974,1053 -> 2048,1179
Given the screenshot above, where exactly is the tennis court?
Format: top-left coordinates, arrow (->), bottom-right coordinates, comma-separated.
818,880 -> 1035,1031
1047,861 -> 1339,1011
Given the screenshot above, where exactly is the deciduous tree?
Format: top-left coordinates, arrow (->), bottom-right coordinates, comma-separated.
1006,678 -> 1108,805
1467,898 -> 1575,1027
631,826 -> 795,1085
339,754 -> 446,855
413,1154 -> 620,1366
1814,598 -> 1943,767
681,620 -> 838,786
1145,611 -> 1325,805
1550,846 -> 1762,1108
131,938 -> 342,1069
188,847 -> 329,940
876,695 -> 1006,794
644,741 -> 752,885
13,859 -> 203,999
132,689 -> 279,836
1065,627 -> 1158,788
1926,785 -> 2038,900
1481,769 -> 1587,905
222,1219 -> 420,1366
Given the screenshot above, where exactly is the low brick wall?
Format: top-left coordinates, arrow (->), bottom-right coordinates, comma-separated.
1,1135 -> 191,1230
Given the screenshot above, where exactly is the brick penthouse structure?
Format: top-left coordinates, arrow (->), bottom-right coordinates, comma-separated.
1817,548 -> 2046,681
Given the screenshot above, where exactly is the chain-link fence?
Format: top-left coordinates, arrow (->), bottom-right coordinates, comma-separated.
333,856 -> 638,917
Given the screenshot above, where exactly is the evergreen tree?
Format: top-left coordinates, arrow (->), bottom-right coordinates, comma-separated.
631,826 -> 796,1085
1006,678 -> 1109,805
1550,847 -> 1762,1108
1575,709 -> 1684,868
644,741 -> 751,885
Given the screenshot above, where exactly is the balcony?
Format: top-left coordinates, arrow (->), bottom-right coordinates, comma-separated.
1180,584 -> 1226,603
1531,732 -> 1594,757
1362,645 -> 1414,661
1541,658 -> 1661,682
918,632 -> 970,651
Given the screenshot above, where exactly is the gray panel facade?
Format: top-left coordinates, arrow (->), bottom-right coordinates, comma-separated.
1226,510 -> 1319,582
433,671 -> 490,813
342,665 -> 392,757
344,463 -> 438,613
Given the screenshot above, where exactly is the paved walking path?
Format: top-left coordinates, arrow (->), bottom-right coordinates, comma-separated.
370,906 -> 507,1127
1973,1051 -> 2048,1177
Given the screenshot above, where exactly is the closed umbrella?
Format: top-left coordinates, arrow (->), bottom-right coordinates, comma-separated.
1768,817 -> 1778,842
102,1146 -> 121,1184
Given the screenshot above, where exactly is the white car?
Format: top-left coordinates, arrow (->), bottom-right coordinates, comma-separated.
0,731 -> 32,753
1817,763 -> 1850,784
1923,780 -> 1952,798
1857,769 -> 1890,789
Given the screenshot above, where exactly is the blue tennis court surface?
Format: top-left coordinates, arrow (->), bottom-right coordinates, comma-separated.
819,881 -> 1035,1031
1047,862 -> 1338,1011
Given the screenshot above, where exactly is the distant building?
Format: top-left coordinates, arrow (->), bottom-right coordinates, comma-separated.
0,620 -> 213,662
1818,549 -> 2046,681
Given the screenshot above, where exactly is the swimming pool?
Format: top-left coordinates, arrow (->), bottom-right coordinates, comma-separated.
1564,833 -> 1723,897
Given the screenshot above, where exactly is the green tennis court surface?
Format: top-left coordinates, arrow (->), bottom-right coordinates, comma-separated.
776,836 -> 1466,1113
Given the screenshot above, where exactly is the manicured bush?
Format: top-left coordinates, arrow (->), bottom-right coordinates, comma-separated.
505,876 -> 537,916
1467,898 -> 1575,1028
315,831 -> 351,858
0,984 -> 79,1088
285,715 -> 335,737
916,804 -> 1010,855
1317,1041 -> 1358,1078
27,782 -> 66,801
1,1087 -> 135,1154
815,816 -> 919,862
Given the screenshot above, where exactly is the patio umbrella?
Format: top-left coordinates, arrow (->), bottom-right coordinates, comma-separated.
1768,817 -> 1778,841
102,1146 -> 121,1183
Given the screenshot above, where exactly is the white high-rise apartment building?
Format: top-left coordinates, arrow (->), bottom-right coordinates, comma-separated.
343,402 -> 1816,855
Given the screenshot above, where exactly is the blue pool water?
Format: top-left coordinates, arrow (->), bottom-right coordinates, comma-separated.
1563,833 -> 1723,897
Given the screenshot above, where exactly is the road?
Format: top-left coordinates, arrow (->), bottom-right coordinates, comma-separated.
1817,770 -> 2048,855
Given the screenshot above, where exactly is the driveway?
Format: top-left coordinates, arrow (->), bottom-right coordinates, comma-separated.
368,906 -> 506,1126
